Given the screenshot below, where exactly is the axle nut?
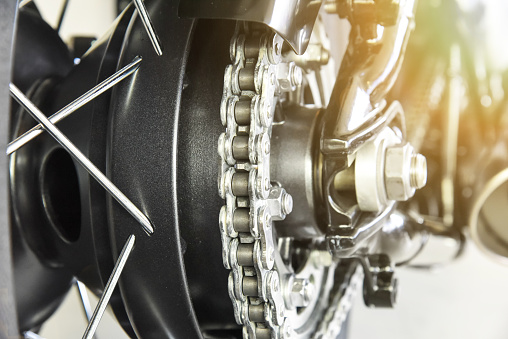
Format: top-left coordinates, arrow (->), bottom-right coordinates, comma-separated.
384,143 -> 427,201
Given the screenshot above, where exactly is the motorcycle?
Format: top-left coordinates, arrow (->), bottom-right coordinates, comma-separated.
0,0 -> 507,338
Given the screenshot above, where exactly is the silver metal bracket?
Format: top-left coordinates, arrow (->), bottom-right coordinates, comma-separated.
179,0 -> 324,55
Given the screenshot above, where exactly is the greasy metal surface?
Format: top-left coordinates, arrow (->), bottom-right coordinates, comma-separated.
179,0 -> 323,55
106,0 -> 202,337
0,0 -> 19,335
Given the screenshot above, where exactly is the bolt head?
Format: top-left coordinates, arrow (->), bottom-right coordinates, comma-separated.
290,278 -> 314,308
277,62 -> 302,92
290,64 -> 303,87
266,187 -> 292,221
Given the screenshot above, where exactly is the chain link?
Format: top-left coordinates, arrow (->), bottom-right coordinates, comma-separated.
314,266 -> 364,339
218,24 -> 289,339
218,23 -> 362,339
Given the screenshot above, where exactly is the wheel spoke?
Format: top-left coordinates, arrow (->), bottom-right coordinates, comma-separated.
133,0 -> 163,56
7,56 -> 142,155
24,331 -> 44,339
18,0 -> 32,8
77,281 -> 94,322
82,235 -> 136,339
9,84 -> 154,235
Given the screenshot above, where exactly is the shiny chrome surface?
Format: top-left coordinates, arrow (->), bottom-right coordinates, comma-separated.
18,0 -> 32,9
82,235 -> 136,339
327,202 -> 395,258
76,281 -> 93,322
7,56 -> 142,155
133,0 -> 163,56
320,101 -> 406,235
470,168 -> 508,264
459,54 -> 508,264
354,127 -> 400,212
8,0 -> 508,337
24,331 -> 43,339
375,211 -> 464,267
376,211 -> 425,264
321,99 -> 391,155
179,0 -> 323,55
9,84 -> 154,235
322,0 -> 416,144
442,44 -> 462,227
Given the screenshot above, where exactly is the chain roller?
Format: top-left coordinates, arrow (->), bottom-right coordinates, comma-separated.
218,23 -> 363,339
218,24 -> 288,338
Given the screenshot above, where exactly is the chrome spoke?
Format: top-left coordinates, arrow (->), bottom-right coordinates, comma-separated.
18,0 -> 32,8
7,56 -> 142,155
24,331 -> 44,339
77,281 -> 94,322
82,235 -> 136,339
133,0 -> 163,56
9,84 -> 154,235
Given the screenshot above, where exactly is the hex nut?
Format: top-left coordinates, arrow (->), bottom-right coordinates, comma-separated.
277,62 -> 301,92
289,278 -> 314,308
384,143 -> 427,201
266,187 -> 292,221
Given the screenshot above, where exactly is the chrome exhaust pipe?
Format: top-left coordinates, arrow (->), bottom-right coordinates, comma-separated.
468,133 -> 508,264
469,167 -> 508,264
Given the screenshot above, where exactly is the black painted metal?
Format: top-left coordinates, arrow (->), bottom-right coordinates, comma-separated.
10,79 -> 75,332
8,1 -> 249,336
9,5 -> 138,334
12,7 -> 73,93
38,5 -> 138,335
178,19 -> 237,330
106,0 -> 203,337
8,8 -> 77,332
